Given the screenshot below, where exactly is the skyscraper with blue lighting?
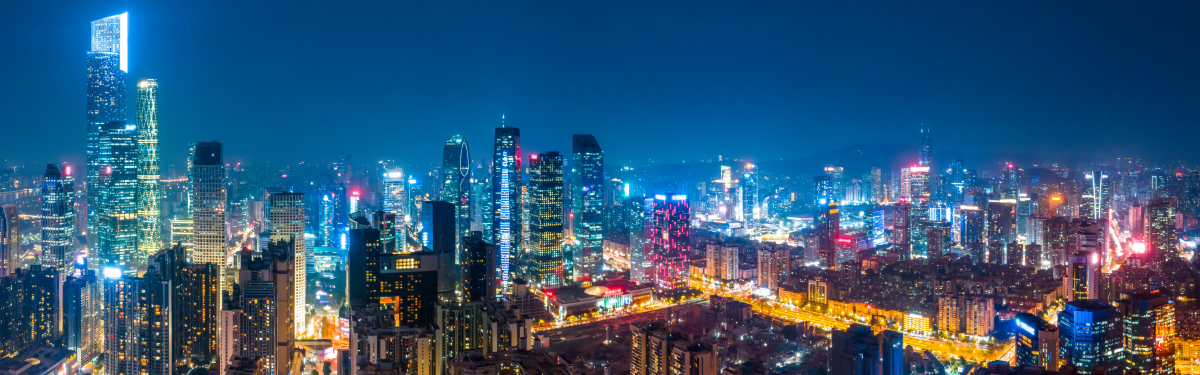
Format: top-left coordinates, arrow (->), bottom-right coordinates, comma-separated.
570,135 -> 604,283
87,13 -> 128,250
491,125 -> 521,294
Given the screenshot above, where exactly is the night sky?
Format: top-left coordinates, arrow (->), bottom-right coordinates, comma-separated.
2,1 -> 1198,170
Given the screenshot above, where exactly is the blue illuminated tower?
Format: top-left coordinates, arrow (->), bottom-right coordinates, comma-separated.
86,13 -> 128,249
491,124 -> 521,294
42,164 -> 76,276
570,135 -> 604,283
97,121 -> 139,273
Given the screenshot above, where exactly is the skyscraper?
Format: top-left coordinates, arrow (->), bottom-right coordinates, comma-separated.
570,135 -> 604,283
97,121 -> 139,272
919,126 -> 932,167
41,165 -> 76,276
1058,300 -> 1124,374
146,244 -> 220,372
104,271 -> 149,375
136,79 -> 163,255
383,167 -> 407,249
741,163 -> 758,221
1146,198 -> 1177,264
629,197 -> 653,285
0,205 -> 15,277
461,232 -> 496,301
191,142 -> 227,267
419,202 -> 459,298
492,125 -> 521,294
1015,312 -> 1059,370
529,152 -> 564,288
86,13 -> 128,250
268,192 -> 306,335
650,194 -> 690,294
1119,291 -> 1175,375
220,246 -> 293,375
442,135 -> 472,255
64,270 -> 102,366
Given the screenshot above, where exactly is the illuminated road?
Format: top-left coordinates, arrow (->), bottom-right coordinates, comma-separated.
530,278 -> 1013,364
742,298 -> 1013,363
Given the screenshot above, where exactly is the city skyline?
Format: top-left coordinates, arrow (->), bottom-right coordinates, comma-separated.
1,3 -> 1199,375
2,1 -> 1199,170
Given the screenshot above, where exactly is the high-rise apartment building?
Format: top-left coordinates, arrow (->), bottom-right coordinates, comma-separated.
104,272 -> 148,375
1058,300 -> 1124,374
87,13 -> 128,249
146,244 -> 220,372
42,165 -> 76,276
190,142 -> 227,267
528,152 -> 564,288
650,194 -> 690,294
268,192 -> 306,335
757,247 -> 788,293
64,270 -> 102,366
220,244 -> 294,375
442,135 -> 472,255
491,125 -> 521,294
97,121 -> 139,272
570,135 -> 604,283
136,79 -> 163,255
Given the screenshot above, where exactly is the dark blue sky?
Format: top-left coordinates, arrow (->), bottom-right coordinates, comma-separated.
2,0 -> 1198,170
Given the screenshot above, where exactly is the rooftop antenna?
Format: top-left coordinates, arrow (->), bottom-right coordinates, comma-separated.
502,114 -> 506,128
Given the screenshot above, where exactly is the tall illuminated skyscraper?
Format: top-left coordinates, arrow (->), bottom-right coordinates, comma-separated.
491,124 -> 521,293
190,142 -> 227,267
42,164 -> 76,276
1119,291 -> 1175,374
1146,198 -> 1177,264
86,13 -> 128,249
383,167 -> 407,249
919,126 -> 932,167
442,135 -> 472,256
0,204 -> 17,277
1058,300 -> 1123,374
268,192 -> 306,335
136,79 -> 163,255
97,121 -> 139,273
650,194 -> 690,294
570,135 -> 604,282
741,163 -> 758,221
529,152 -> 564,288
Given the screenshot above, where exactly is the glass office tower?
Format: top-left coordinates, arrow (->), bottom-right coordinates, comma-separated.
97,121 -> 139,273
87,13 -> 128,249
529,152 -> 564,288
42,164 -> 77,276
570,135 -> 604,283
